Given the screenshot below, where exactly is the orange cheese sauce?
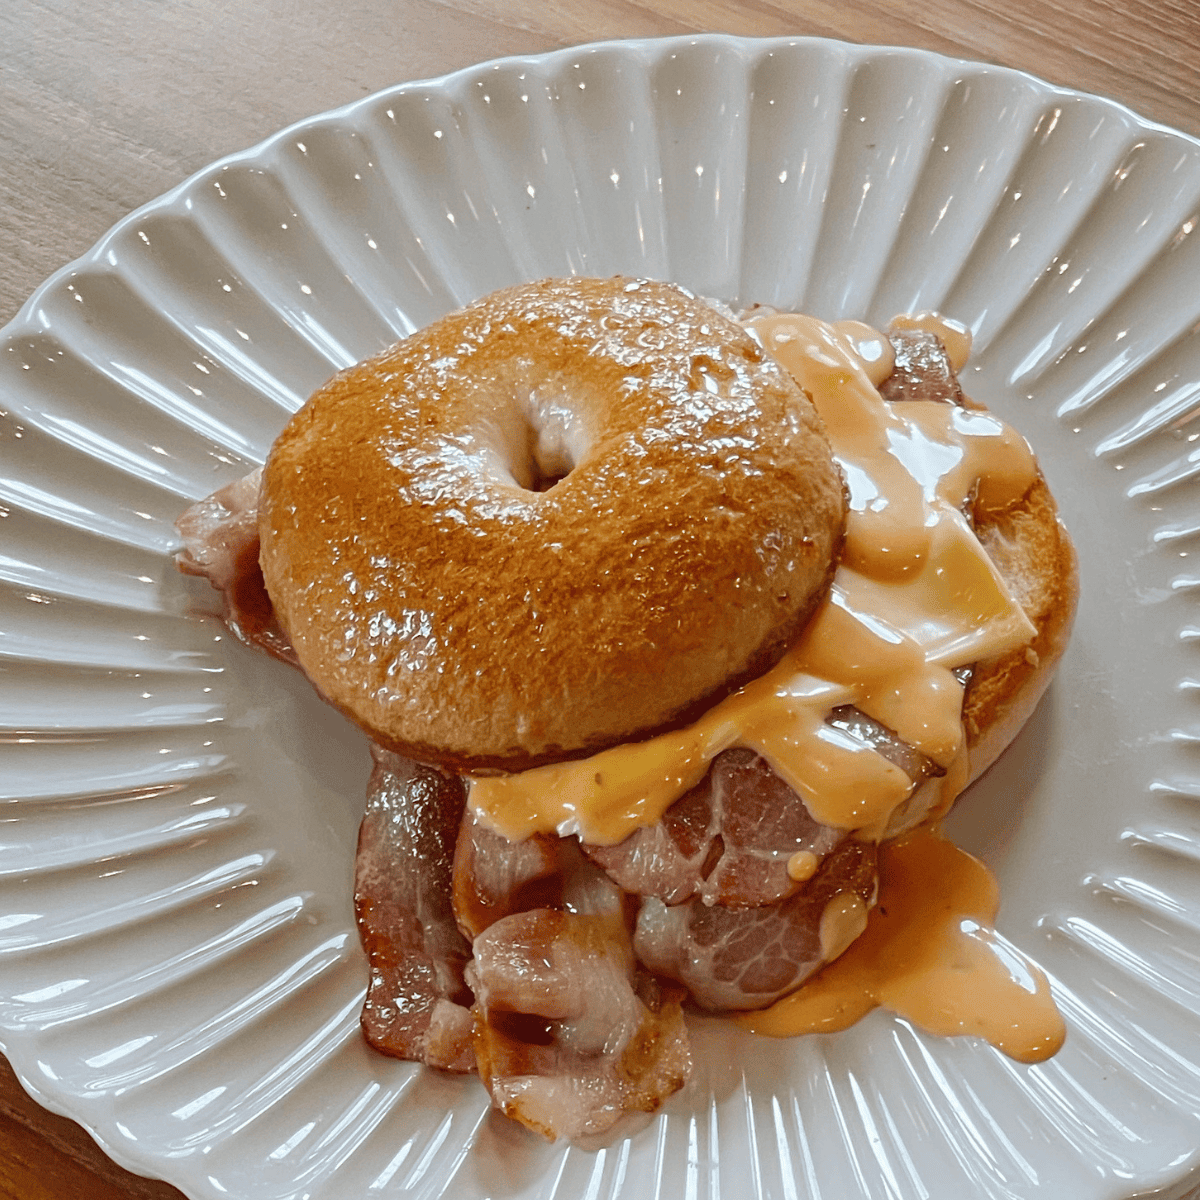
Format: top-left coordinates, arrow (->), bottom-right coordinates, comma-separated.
741,827 -> 1065,1063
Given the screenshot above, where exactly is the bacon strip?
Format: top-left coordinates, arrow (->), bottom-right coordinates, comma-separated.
469,907 -> 691,1140
354,747 -> 475,1071
175,467 -> 296,664
452,820 -> 693,1135
452,808 -> 563,941
583,723 -> 937,907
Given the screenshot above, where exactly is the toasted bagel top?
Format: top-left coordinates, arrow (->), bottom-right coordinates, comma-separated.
258,277 -> 846,770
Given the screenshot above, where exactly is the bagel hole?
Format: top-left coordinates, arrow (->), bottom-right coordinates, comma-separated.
530,469 -> 568,492
505,428 -> 574,492
483,379 -> 591,493
512,399 -> 587,493
526,449 -> 571,492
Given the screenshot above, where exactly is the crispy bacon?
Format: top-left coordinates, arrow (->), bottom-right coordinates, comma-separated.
354,747 -> 475,1071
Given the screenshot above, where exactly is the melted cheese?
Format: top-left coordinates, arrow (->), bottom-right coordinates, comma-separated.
818,891 -> 870,962
469,311 -> 1037,847
740,828 -> 1065,1064
786,850 -> 819,882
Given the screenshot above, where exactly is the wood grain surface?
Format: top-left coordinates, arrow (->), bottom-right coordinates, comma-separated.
3,1 -> 1200,1197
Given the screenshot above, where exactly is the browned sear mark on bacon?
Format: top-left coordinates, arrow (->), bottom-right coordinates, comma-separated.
452,808 -> 564,940
354,747 -> 475,1071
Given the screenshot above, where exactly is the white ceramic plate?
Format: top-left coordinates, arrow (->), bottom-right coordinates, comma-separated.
3,33 -> 1200,1200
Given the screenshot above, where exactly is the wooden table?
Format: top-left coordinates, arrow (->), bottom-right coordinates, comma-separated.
2,2 -> 1199,1197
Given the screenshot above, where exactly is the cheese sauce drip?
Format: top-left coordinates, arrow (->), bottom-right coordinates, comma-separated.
740,828 -> 1066,1063
469,312 -> 1037,846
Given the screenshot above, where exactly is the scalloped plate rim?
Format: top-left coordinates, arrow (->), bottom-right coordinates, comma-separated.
10,32 -> 1200,345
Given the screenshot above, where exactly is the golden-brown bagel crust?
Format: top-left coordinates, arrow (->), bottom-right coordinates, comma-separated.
963,472 -> 1078,785
258,277 -> 846,771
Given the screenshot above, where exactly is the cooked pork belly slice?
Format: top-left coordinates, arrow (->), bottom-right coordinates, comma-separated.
878,328 -> 964,405
355,746 -> 475,1072
583,728 -> 935,912
174,467 -> 296,664
582,748 -> 847,909
633,838 -> 878,1011
468,907 -> 691,1141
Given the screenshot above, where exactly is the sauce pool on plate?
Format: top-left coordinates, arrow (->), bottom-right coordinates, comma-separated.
740,826 -> 1065,1063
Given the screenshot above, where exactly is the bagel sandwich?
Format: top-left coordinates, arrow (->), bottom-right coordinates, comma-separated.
176,277 -> 1078,1140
